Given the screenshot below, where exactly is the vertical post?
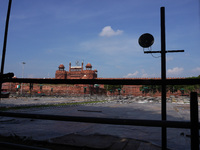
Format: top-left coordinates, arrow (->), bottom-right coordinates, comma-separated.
161,7 -> 167,149
1,0 -> 12,74
190,92 -> 199,150
0,0 -> 12,99
21,62 -> 25,96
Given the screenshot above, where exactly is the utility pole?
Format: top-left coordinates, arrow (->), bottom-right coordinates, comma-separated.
139,7 -> 184,149
21,62 -> 26,96
160,7 -> 167,149
0,0 -> 12,99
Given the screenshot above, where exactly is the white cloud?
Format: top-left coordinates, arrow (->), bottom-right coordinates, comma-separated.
141,73 -> 148,78
192,67 -> 200,72
141,71 -> 148,77
99,26 -> 123,37
167,67 -> 184,75
124,71 -> 139,78
140,69 -> 148,78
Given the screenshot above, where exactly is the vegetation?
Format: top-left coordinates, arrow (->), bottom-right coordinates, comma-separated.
0,100 -> 108,111
183,75 -> 200,93
140,75 -> 200,95
104,85 -> 123,93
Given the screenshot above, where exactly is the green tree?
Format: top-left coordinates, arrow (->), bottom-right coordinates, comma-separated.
140,85 -> 161,96
182,75 -> 200,93
140,75 -> 200,96
104,85 -> 123,93
167,85 -> 178,93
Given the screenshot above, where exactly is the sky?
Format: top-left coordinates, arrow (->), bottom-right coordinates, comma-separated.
0,0 -> 200,79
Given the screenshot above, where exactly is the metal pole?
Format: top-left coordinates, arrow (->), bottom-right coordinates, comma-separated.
0,111 -> 194,129
0,141 -> 50,150
3,78 -> 200,85
21,62 -> 25,96
1,0 -> 12,74
161,7 -> 167,149
190,92 -> 199,150
0,0 -> 12,99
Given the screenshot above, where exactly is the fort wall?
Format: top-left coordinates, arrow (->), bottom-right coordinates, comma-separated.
2,62 -> 187,97
2,78 -> 185,97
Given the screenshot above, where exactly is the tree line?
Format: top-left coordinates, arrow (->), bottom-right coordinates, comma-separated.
104,75 -> 200,96
140,75 -> 200,96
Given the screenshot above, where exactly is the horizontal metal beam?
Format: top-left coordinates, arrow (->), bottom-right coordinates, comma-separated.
2,78 -> 200,85
0,111 -> 196,129
144,51 -> 161,53
144,50 -> 184,54
0,141 -> 50,150
167,50 -> 184,53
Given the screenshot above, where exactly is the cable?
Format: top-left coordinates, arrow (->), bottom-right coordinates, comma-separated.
143,47 -> 161,58
149,46 -> 161,58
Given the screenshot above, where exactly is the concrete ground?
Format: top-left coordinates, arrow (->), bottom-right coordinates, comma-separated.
0,97 -> 197,149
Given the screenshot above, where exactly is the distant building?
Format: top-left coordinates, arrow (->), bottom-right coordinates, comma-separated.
2,61 -> 185,97
55,62 -> 97,79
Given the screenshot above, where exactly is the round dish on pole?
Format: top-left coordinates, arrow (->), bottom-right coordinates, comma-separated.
138,33 -> 154,48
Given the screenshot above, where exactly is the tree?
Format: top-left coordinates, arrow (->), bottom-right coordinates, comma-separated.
140,75 -> 200,96
104,85 -> 123,93
140,85 -> 162,96
167,85 -> 178,93
182,76 -> 200,93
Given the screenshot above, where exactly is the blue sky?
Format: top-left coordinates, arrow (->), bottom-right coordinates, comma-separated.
0,0 -> 199,78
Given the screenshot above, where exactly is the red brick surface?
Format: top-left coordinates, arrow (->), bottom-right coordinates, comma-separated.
2,63 -> 186,97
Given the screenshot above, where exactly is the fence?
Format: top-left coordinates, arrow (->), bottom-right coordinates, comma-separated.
0,78 -> 199,150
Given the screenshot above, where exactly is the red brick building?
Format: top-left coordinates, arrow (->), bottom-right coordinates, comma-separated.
2,62 -> 185,97
55,62 -> 97,80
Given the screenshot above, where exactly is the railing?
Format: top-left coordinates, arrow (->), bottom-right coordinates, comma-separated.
0,78 -> 199,150
3,78 -> 200,85
1,1 -> 199,148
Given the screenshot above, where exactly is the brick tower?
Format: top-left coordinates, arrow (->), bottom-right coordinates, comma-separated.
55,62 -> 97,79
55,64 -> 67,79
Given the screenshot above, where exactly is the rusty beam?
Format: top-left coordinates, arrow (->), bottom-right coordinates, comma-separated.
2,78 -> 200,85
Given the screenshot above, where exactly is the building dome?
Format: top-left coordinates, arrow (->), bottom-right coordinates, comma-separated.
58,64 -> 65,70
86,63 -> 92,68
